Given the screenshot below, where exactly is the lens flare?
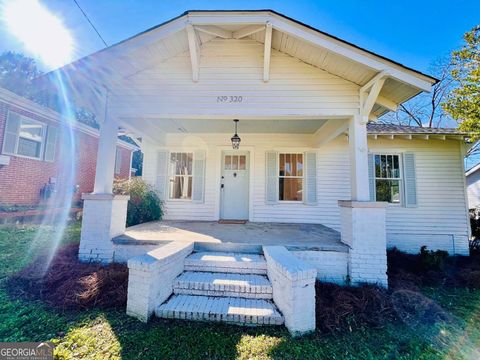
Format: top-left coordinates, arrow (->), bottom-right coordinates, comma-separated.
2,0 -> 73,68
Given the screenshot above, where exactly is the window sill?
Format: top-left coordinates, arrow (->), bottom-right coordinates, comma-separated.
2,152 -> 44,162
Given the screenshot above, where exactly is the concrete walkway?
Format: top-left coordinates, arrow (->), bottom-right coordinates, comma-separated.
115,220 -> 347,252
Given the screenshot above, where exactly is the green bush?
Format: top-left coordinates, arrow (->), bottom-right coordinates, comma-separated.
419,246 -> 449,271
113,177 -> 163,226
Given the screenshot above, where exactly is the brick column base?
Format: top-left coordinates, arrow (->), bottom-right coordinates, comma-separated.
79,193 -> 129,263
338,200 -> 388,287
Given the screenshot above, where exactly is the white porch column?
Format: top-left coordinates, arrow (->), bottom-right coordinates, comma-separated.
339,114 -> 388,287
93,116 -> 118,194
79,115 -> 129,263
348,114 -> 370,201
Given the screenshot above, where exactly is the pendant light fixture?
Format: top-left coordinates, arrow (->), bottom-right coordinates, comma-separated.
231,119 -> 241,149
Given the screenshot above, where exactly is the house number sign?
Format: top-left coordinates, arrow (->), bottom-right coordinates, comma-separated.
217,96 -> 243,103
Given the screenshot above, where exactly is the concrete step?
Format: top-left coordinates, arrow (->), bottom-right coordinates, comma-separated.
156,294 -> 284,325
173,271 -> 273,299
184,252 -> 267,275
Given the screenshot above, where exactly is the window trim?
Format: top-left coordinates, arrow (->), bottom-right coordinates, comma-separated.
372,152 -> 404,206
167,151 -> 195,202
278,152 -> 304,203
2,112 -> 47,161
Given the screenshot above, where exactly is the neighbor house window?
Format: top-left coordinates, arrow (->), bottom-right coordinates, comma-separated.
279,153 -> 303,201
115,148 -> 122,175
169,152 -> 193,199
2,112 -> 57,162
374,154 -> 402,204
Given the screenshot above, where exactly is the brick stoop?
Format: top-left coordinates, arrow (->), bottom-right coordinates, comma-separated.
156,251 -> 284,326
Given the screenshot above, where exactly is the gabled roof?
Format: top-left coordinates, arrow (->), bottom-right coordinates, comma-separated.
466,163 -> 480,177
41,10 -> 437,118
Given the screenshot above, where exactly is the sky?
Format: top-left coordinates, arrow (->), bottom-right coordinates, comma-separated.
0,0 -> 478,73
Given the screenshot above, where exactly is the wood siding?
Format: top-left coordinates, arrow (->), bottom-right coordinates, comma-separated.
110,39 -> 360,119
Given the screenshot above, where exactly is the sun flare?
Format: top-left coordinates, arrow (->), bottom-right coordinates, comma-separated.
2,0 -> 73,68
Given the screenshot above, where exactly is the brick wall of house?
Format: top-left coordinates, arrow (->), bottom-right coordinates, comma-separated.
0,100 -> 133,206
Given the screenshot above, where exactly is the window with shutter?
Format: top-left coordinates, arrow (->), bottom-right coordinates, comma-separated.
115,148 -> 122,174
44,126 -> 58,162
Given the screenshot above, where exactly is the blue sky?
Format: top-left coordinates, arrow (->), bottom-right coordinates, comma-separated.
0,0 -> 478,73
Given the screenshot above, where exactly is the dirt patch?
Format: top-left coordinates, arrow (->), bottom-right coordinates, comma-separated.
6,243 -> 128,310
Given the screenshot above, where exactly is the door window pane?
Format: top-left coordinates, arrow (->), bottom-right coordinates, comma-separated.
232,155 -> 238,170
239,155 -> 246,170
225,155 -> 232,170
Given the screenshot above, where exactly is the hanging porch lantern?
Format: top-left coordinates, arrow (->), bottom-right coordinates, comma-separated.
231,119 -> 241,149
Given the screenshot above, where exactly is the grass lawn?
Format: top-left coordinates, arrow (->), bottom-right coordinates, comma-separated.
1,223 -> 480,359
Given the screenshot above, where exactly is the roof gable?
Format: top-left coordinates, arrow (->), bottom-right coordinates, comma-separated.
44,10 -> 437,118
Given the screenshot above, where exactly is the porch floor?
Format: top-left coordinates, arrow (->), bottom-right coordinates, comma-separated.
115,221 -> 348,252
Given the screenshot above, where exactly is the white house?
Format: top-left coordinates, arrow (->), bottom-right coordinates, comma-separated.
43,10 -> 471,334
466,163 -> 480,209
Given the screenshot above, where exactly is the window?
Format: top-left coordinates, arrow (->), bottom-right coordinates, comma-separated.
17,118 -> 44,158
115,148 -> 122,175
2,112 -> 57,162
169,152 -> 193,199
224,155 -> 246,170
374,154 -> 402,204
279,153 -> 303,201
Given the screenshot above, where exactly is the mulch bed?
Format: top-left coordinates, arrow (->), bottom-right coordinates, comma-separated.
315,249 -> 480,333
6,243 -> 480,333
6,243 -> 128,310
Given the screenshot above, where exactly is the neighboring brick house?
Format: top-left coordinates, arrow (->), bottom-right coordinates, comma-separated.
0,88 -> 137,206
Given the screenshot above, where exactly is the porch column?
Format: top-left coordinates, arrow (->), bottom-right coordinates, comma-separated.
79,115 -> 129,263
339,114 -> 388,287
93,115 -> 118,194
348,114 -> 370,201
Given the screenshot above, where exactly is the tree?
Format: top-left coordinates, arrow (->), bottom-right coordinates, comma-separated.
443,25 -> 480,142
381,57 -> 455,128
0,51 -> 42,98
0,50 -> 99,128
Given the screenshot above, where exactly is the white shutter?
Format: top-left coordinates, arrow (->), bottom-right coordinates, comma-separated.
368,153 -> 376,201
192,150 -> 206,203
115,148 -> 122,174
2,111 -> 20,155
44,125 -> 58,162
304,151 -> 317,205
403,152 -> 417,207
265,151 -> 278,204
156,150 -> 169,200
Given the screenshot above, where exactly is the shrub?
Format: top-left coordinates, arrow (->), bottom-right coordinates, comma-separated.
419,246 -> 448,271
113,177 -> 163,226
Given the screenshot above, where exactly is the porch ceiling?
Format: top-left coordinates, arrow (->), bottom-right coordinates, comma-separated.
132,118 -> 328,134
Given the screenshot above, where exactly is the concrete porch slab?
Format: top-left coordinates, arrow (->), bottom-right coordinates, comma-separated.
114,221 -> 347,252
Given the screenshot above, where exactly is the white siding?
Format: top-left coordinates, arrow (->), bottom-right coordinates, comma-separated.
467,171 -> 480,209
110,39 -> 359,118
142,133 -> 469,254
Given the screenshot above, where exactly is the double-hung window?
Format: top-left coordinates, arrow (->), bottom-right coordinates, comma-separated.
2,112 -> 57,162
169,152 -> 193,200
279,153 -> 303,201
374,154 -> 402,204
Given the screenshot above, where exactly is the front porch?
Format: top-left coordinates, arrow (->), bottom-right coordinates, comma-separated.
115,220 -> 347,252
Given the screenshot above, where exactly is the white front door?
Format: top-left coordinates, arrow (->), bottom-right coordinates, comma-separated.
220,151 -> 249,220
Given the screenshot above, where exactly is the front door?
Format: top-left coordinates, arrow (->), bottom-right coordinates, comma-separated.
220,151 -> 249,220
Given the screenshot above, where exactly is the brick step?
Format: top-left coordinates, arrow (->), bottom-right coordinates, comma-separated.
173,271 -> 273,299
184,252 -> 267,275
156,294 -> 284,325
